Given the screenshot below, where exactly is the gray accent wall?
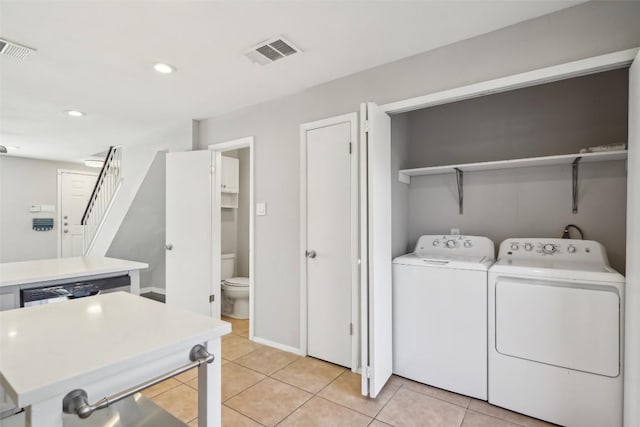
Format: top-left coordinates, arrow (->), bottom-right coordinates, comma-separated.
237,148 -> 250,277
199,2 -> 640,349
391,114 -> 411,258
106,151 -> 166,289
404,69 -> 628,168
0,156 -> 95,263
397,69 -> 628,273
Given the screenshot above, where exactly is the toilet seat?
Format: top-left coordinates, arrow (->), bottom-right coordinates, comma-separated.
223,277 -> 249,288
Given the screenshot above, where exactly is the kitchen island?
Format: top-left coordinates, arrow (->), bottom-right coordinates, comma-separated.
0,257 -> 148,310
0,292 -> 230,426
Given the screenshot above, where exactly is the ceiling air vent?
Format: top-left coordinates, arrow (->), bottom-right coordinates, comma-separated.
0,38 -> 36,59
245,36 -> 301,65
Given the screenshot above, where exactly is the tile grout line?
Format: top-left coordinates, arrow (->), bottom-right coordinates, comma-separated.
370,380 -> 404,421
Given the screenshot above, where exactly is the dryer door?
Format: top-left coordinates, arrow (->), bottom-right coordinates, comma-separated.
495,277 -> 620,377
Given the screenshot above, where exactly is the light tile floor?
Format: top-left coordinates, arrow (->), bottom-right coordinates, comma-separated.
144,317 -> 556,426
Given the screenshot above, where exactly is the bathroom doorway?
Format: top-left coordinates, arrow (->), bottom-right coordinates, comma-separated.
209,137 -> 255,339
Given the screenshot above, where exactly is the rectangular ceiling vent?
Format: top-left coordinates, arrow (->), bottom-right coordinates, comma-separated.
0,38 -> 36,60
245,36 -> 301,65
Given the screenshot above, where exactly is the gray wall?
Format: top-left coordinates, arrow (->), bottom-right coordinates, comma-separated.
405,69 -> 628,168
199,2 -> 640,349
396,69 -> 628,272
106,151 -> 165,288
407,162 -> 627,273
0,156 -> 95,263
391,114 -> 410,259
237,148 -> 250,277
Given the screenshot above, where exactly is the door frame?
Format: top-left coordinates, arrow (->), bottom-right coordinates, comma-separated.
56,169 -> 98,258
208,137 -> 255,337
300,112 -> 360,370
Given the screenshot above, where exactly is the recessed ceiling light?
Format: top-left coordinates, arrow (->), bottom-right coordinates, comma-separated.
84,159 -> 104,168
154,63 -> 176,74
66,110 -> 85,117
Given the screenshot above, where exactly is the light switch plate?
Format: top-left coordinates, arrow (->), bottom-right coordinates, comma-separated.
29,205 -> 41,213
41,204 -> 56,213
256,202 -> 267,216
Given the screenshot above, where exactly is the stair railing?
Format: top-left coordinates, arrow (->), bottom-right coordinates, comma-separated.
81,146 -> 123,254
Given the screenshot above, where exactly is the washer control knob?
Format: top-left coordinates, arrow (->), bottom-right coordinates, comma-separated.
524,243 -> 533,251
463,241 -> 472,248
446,240 -> 456,248
510,243 -> 519,251
567,245 -> 577,253
432,240 -> 440,247
542,244 -> 557,254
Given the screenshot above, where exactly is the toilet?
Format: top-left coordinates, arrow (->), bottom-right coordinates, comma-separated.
221,253 -> 249,319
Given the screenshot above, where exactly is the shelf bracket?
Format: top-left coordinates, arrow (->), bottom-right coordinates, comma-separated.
455,168 -> 463,215
572,157 -> 582,214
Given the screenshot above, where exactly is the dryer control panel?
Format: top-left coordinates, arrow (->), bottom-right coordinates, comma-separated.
415,235 -> 495,258
498,238 -> 609,264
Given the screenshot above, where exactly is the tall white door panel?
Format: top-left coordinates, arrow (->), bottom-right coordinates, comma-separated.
360,102 -> 392,398
625,50 -> 640,427
305,121 -> 353,368
166,150 -> 219,318
59,171 -> 97,257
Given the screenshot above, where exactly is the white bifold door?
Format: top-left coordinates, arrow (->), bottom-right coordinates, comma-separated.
166,150 -> 220,318
625,49 -> 640,427
360,102 -> 393,398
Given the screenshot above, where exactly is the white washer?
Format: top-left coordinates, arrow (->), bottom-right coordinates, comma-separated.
489,238 -> 625,427
393,235 -> 495,399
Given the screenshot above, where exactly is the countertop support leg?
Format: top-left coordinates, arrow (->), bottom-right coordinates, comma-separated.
26,394 -> 62,427
129,270 -> 140,295
198,338 -> 221,427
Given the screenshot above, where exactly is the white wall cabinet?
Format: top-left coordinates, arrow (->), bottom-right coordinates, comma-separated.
221,156 -> 239,194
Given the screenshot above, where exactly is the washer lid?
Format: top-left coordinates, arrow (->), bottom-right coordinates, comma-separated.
224,277 -> 249,287
489,259 -> 625,283
392,253 -> 492,271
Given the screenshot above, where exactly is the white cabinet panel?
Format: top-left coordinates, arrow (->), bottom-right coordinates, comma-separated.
221,156 -> 239,194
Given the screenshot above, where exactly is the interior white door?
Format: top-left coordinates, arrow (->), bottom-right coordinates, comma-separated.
59,171 -> 97,257
625,50 -> 640,427
166,150 -> 219,318
305,121 -> 353,368
360,102 -> 393,398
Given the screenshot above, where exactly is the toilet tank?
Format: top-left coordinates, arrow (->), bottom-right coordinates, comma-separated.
221,253 -> 236,280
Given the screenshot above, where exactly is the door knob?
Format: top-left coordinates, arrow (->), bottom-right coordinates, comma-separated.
306,250 -> 316,259
165,244 -> 173,251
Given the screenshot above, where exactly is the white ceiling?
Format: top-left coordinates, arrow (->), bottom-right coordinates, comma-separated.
0,0 -> 582,162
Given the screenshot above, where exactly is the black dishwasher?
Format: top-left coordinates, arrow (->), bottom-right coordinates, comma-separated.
20,275 -> 130,307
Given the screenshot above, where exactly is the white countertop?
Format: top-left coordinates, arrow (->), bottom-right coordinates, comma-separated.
0,257 -> 149,288
0,292 -> 230,407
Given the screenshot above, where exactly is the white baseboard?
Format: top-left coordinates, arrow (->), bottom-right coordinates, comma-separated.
139,286 -> 165,295
251,336 -> 305,356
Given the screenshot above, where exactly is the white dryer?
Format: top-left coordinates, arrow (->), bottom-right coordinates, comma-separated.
489,238 -> 625,427
393,235 -> 495,399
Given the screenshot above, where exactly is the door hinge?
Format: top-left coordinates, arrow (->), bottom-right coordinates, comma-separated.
210,165 -> 215,175
349,142 -> 352,154
209,294 -> 215,303
362,120 -> 370,133
364,366 -> 372,378
349,322 -> 353,336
